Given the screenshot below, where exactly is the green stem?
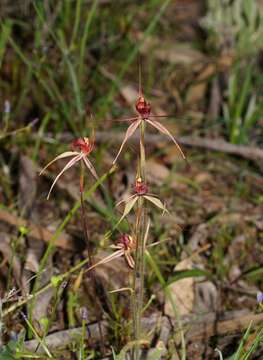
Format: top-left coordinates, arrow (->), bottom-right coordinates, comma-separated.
145,250 -> 186,360
27,168 -> 114,332
79,161 -> 92,264
79,161 -> 105,355
132,120 -> 147,359
139,120 -> 146,179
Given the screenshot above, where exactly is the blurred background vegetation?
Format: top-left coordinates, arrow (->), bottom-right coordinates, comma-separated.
1,0 -> 262,144
0,0 -> 263,358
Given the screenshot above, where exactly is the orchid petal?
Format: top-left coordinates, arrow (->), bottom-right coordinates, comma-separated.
110,244 -> 123,250
113,119 -> 141,164
116,194 -> 136,208
146,119 -> 187,161
117,196 -> 138,225
143,195 -> 168,214
40,151 -> 80,175
125,251 -> 135,269
121,196 -> 138,219
82,156 -> 99,180
47,154 -> 83,199
85,249 -> 124,273
143,219 -> 151,249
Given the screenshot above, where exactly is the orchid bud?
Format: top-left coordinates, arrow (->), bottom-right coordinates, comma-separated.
135,96 -> 151,118
134,177 -> 148,195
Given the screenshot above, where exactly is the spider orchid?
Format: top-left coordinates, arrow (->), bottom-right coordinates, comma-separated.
116,177 -> 168,225
81,234 -> 136,274
83,222 -> 153,273
40,137 -> 98,199
110,234 -> 136,269
82,220 -> 181,276
113,95 -> 187,164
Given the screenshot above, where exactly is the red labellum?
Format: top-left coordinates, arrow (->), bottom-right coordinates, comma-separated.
134,177 -> 148,195
135,96 -> 151,118
118,234 -> 133,250
72,137 -> 93,154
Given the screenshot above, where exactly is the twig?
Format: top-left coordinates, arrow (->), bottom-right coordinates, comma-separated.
34,131 -> 263,164
183,312 -> 263,341
24,321 -> 108,353
95,131 -> 263,164
23,311 -> 263,353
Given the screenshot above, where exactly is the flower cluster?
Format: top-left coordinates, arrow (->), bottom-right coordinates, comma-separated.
40,92 -> 184,269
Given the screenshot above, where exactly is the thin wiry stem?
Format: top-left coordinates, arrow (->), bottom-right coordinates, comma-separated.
132,120 -> 147,360
79,161 -> 105,355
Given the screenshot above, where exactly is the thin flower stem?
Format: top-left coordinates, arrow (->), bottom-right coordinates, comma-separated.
80,161 -> 92,264
132,119 -> 147,359
79,161 -> 105,355
145,250 -> 186,360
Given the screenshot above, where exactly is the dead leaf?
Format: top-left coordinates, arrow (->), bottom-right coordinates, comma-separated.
207,76 -> 221,121
194,172 -> 213,185
31,261 -> 54,333
185,82 -> 207,105
0,232 -> 22,287
24,249 -> 40,273
147,159 -> 169,185
194,281 -> 218,313
18,155 -> 37,217
218,53 -> 234,70
170,179 -> 189,192
196,64 -> 216,82
93,251 -> 131,287
139,35 -> 205,66
188,223 -> 209,252
0,209 -> 73,250
120,84 -> 137,106
165,258 -> 194,317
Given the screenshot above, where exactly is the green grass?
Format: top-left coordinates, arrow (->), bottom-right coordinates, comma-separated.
202,0 -> 263,144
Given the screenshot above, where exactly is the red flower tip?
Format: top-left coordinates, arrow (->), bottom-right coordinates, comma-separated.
72,137 -> 93,154
135,96 -> 151,118
118,234 -> 133,250
134,177 -> 148,195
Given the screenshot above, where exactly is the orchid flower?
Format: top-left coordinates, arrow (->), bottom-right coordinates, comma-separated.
110,234 -> 136,269
113,95 -> 187,164
84,222 -> 152,272
40,137 -> 98,199
116,177 -> 168,226
79,234 -> 135,273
